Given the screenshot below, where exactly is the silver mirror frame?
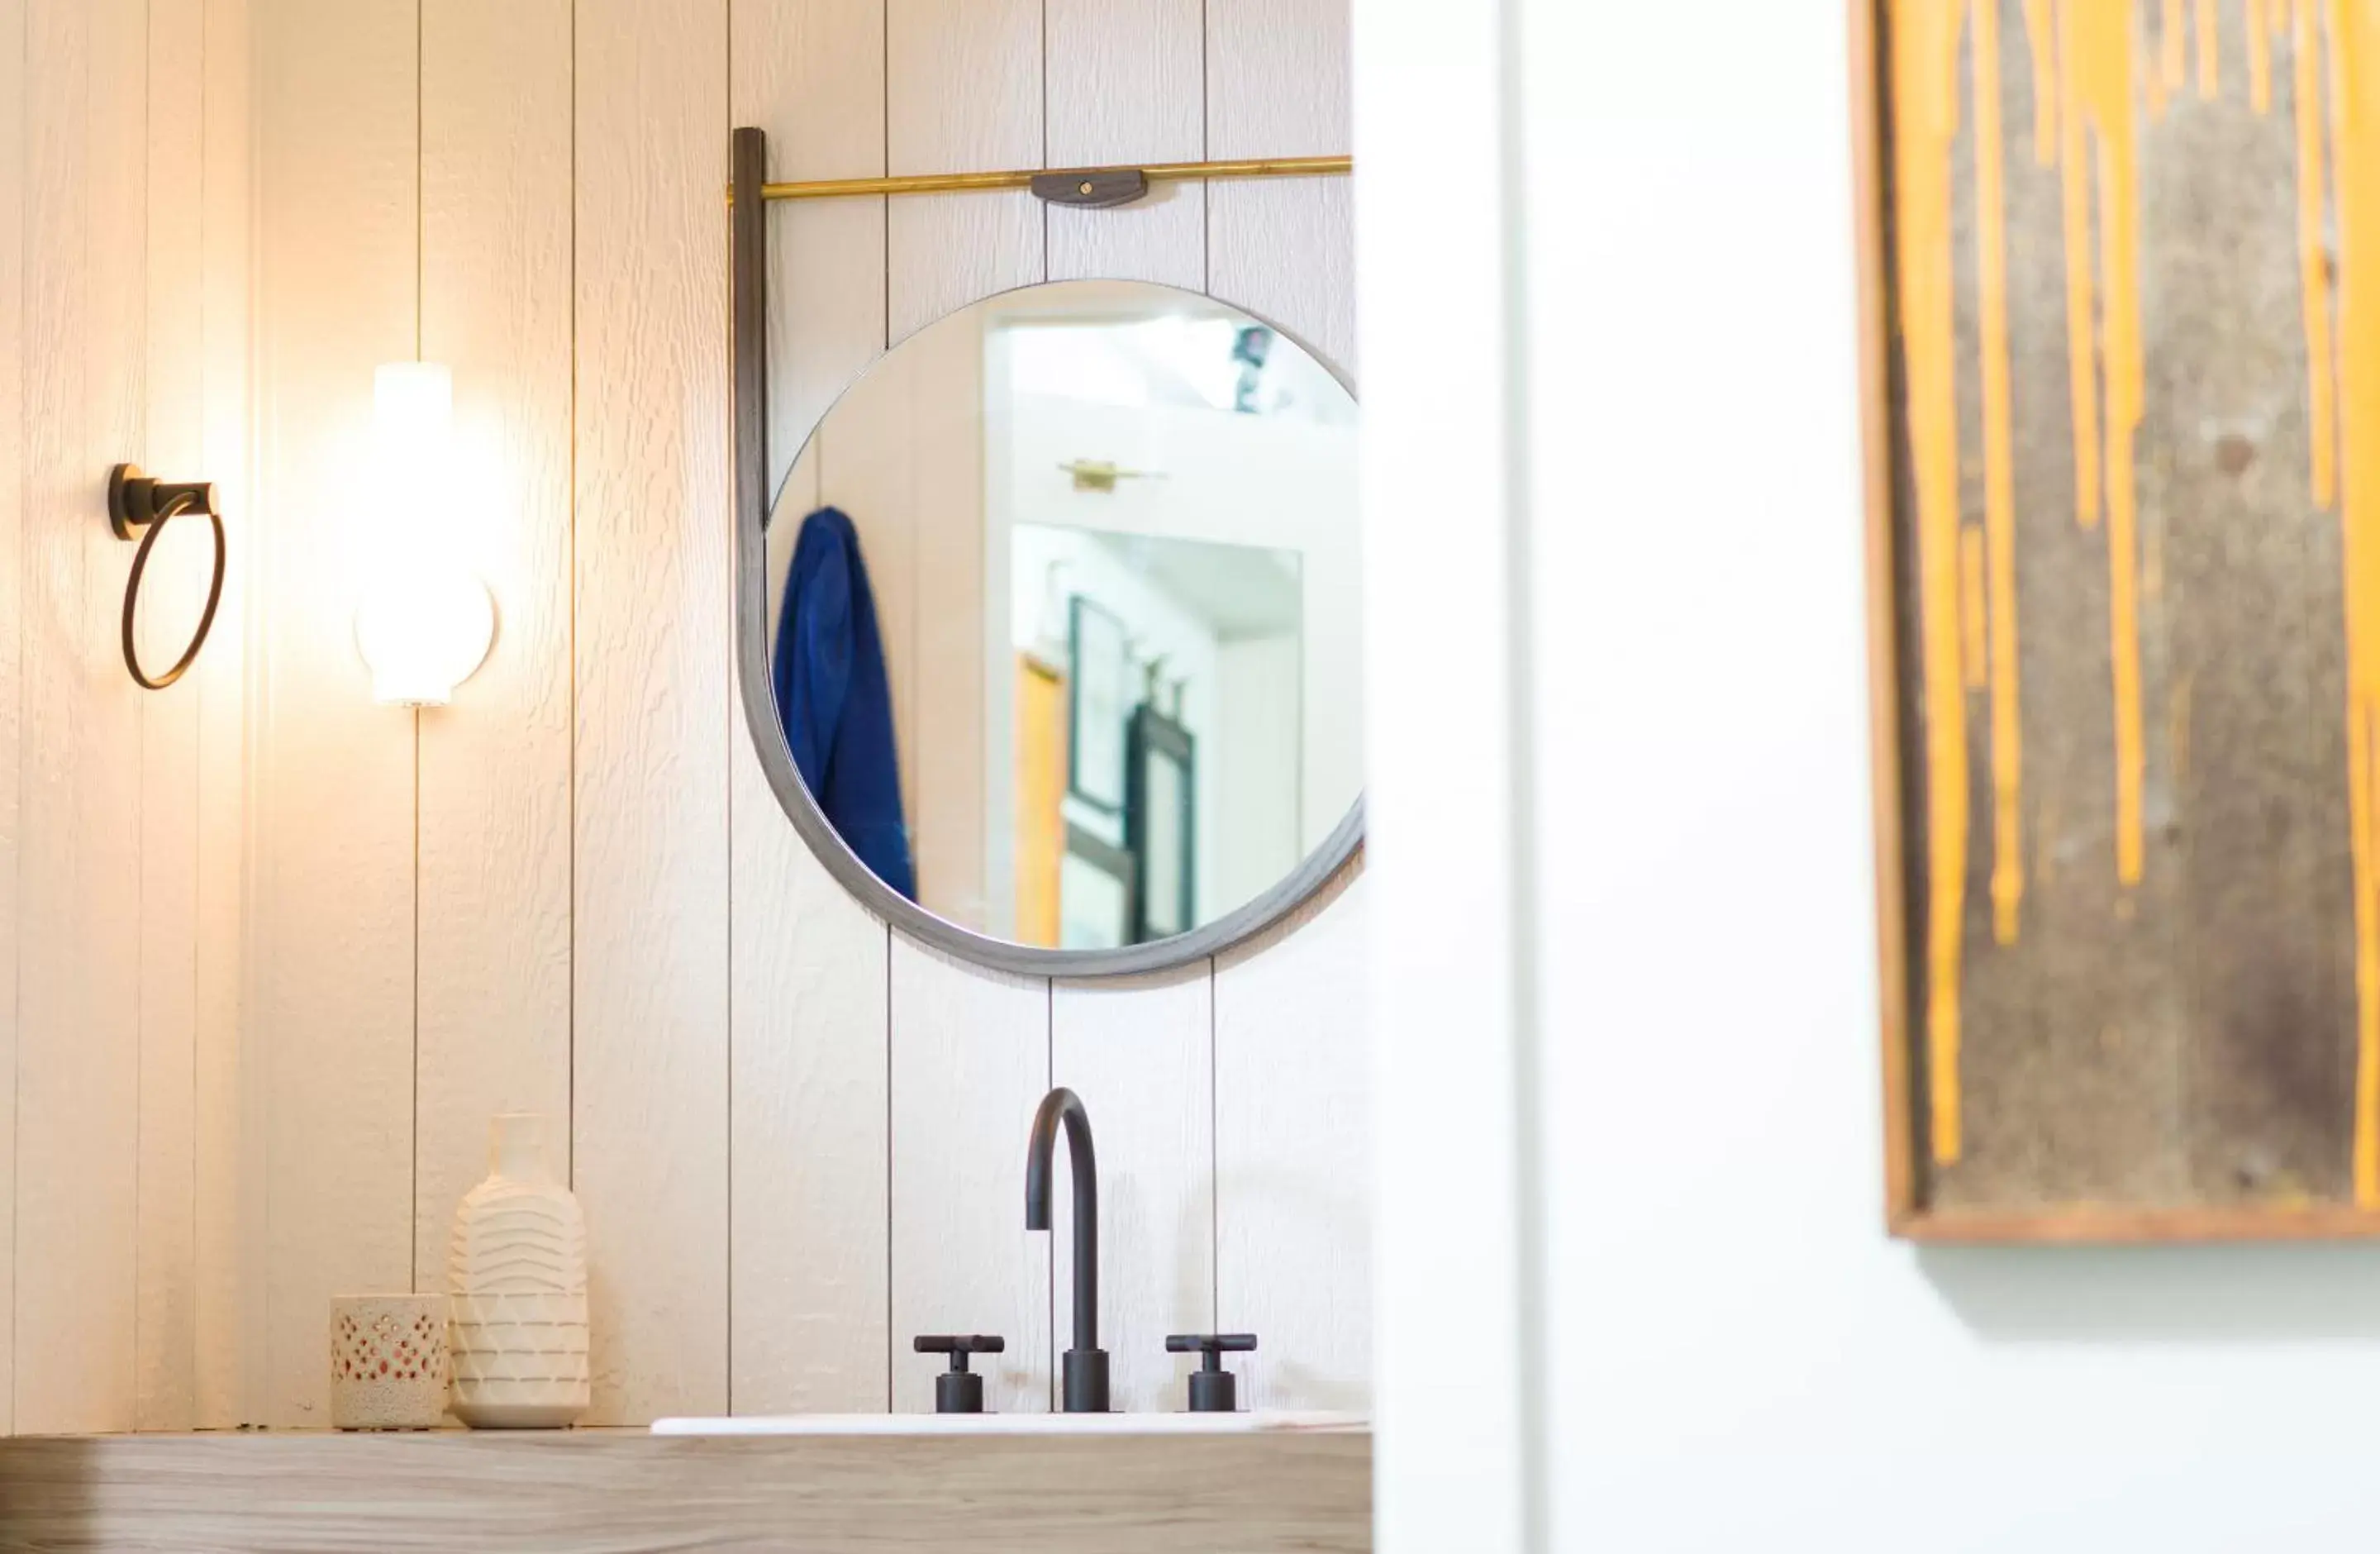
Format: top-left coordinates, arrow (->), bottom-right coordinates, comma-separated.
731,127 -> 1363,978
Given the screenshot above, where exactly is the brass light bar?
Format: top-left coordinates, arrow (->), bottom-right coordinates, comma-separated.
747,154 -> 1351,203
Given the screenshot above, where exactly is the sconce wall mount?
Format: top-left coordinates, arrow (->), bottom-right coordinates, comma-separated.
109,462 -> 226,692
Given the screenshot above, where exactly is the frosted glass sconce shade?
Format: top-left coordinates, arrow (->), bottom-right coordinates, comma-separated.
356,567 -> 495,707
357,361 -> 494,706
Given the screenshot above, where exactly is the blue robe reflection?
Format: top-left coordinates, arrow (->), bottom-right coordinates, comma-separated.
772,506 -> 916,901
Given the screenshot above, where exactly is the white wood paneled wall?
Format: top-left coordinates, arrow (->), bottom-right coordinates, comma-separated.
0,0 -> 25,1441
574,0 -> 738,1429
194,0 -> 259,1439
0,0 -> 255,1434
413,0 -> 576,1338
252,0 -> 422,1428
0,0 -> 21,1441
0,0 -> 1362,1432
18,0 -> 148,1436
137,0 -> 207,1432
727,2 -> 896,1419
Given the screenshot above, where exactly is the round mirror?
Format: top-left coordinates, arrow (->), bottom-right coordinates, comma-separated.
759,279 -> 1360,966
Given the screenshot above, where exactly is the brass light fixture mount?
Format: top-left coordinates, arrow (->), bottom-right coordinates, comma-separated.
1059,459 -> 1164,493
108,462 -> 226,692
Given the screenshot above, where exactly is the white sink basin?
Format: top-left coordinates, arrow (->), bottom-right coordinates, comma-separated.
651,1410 -> 1365,1437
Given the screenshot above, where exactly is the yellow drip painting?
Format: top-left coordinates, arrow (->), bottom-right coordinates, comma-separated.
1888,0 -> 2380,1194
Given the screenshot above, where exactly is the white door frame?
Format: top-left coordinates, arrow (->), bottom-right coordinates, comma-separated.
1353,2 -> 1541,1548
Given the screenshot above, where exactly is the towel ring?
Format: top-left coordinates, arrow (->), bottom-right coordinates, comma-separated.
109,463 -> 227,692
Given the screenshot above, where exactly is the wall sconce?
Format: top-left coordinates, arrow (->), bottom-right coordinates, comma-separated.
355,361 -> 495,707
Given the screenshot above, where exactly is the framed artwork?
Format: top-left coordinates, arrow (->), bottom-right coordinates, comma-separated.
1126,703 -> 1197,942
1859,0 -> 2380,1240
1068,595 -> 1129,814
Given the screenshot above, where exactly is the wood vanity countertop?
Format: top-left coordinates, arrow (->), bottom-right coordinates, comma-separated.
0,1425 -> 1370,1553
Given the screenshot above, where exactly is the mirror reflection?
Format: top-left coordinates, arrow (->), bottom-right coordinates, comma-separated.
767,280 -> 1360,950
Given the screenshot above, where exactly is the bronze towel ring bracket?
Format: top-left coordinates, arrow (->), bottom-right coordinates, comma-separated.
108,463 -> 226,692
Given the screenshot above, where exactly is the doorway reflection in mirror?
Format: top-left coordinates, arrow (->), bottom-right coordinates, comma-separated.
765,280 -> 1359,953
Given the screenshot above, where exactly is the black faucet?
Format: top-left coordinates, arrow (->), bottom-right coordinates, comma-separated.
1025,1086 -> 1109,1412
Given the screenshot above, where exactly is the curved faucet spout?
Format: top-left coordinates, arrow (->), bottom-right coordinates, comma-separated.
1025,1086 -> 1108,1410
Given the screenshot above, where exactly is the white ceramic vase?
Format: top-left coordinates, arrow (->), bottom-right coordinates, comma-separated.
448,1112 -> 589,1428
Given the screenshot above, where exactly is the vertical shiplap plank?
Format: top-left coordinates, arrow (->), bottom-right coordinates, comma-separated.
574,0 -> 731,1426
252,0 -> 420,1427
1211,179 -> 1354,371
888,937 -> 1050,1413
16,0 -> 146,1436
1035,5 -> 1220,1418
724,789 -> 889,1414
882,0 -> 1055,1416
195,0 -> 255,1429
735,0 -> 884,495
135,0 -> 208,1434
413,0 -> 574,1295
729,0 -> 892,1417
886,0 -> 1044,339
1051,970 -> 1215,1415
0,0 -> 24,1440
1045,0 -> 1205,289
1214,865 -> 1369,1409
80,11 -> 151,1246
1205,0 -> 1354,373
1205,0 -> 1367,1413
9,0 -> 81,1433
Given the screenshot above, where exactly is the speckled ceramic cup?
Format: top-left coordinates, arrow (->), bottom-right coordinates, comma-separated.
330,1294 -> 450,1429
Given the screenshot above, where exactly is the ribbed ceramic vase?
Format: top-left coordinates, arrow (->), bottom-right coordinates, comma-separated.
448,1112 -> 589,1428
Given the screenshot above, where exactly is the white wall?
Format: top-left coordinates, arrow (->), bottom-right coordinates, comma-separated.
1354,0 -> 1533,1546
0,0 -> 255,1435
1528,3 -> 2380,1547
1364,0 -> 2380,1549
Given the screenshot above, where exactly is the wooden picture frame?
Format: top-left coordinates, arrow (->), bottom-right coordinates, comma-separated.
1852,0 -> 2380,1242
